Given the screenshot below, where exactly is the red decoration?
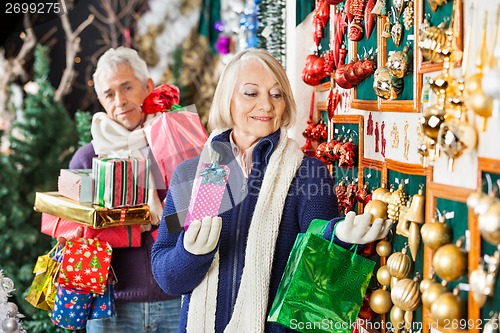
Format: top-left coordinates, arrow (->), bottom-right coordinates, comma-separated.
367,112 -> 374,135
326,0 -> 345,4
141,84 -> 180,114
339,139 -> 358,169
381,121 -> 386,157
358,292 -> 377,320
364,0 -> 376,39
375,121 -> 380,153
301,54 -> 327,86
356,183 -> 371,204
348,0 -> 367,41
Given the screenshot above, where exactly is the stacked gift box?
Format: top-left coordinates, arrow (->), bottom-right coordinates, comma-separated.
35,157 -> 152,249
31,157 -> 155,328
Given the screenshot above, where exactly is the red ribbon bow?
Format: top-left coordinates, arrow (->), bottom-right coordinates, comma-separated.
141,84 -> 181,114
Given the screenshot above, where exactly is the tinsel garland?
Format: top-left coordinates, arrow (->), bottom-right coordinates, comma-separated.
257,0 -> 286,67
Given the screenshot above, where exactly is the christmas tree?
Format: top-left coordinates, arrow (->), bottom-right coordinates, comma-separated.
5,44 -> 77,331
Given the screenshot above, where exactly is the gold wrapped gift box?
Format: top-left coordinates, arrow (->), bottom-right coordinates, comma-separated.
34,192 -> 151,229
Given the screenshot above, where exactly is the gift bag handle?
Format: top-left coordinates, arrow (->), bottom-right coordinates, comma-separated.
330,221 -> 359,262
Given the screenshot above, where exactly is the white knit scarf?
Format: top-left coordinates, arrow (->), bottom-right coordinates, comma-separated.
187,128 -> 304,333
91,112 -> 164,225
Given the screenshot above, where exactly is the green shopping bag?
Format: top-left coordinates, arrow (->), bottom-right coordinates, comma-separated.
268,219 -> 376,333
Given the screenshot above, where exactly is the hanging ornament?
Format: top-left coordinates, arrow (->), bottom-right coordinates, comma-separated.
420,214 -> 452,250
387,246 -> 413,279
348,0 -> 368,41
381,121 -> 387,157
406,187 -> 425,260
432,237 -> 468,282
365,0 -> 376,39
336,180 -> 348,214
375,121 -> 380,152
356,183 -> 372,204
382,15 -> 392,38
370,288 -> 393,314
403,0 -> 414,30
430,288 -> 466,328
371,0 -> 387,17
391,123 -> 400,148
464,13 -> 493,131
387,45 -> 411,78
469,253 -> 499,308
387,182 -> 408,224
391,10 -> 403,47
373,66 -> 404,100
437,113 -> 478,172
339,139 -> 358,169
367,112 -> 374,135
478,200 -> 500,246
392,0 -> 404,19
418,19 -> 447,62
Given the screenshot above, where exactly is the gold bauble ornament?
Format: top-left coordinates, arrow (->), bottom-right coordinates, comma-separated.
421,282 -> 447,309
372,185 -> 389,201
478,201 -> 500,246
377,265 -> 392,287
390,276 -> 421,311
418,104 -> 446,141
376,240 -> 393,257
370,288 -> 393,314
387,247 -> 413,279
432,240 -> 467,282
420,216 -> 452,250
364,199 -> 389,222
430,290 -> 466,328
419,276 -> 434,293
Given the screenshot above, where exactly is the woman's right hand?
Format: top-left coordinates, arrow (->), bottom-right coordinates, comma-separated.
183,216 -> 222,255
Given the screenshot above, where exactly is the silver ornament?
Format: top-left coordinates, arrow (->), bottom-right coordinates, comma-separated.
6,302 -> 19,317
2,277 -> 15,293
2,318 -> 19,333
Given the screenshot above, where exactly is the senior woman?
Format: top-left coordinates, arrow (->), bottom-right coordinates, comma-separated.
151,48 -> 390,333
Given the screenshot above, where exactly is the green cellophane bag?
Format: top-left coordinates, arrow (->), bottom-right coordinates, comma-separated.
268,219 -> 375,333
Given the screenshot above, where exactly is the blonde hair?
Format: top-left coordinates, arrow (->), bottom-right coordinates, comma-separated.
208,49 -> 296,131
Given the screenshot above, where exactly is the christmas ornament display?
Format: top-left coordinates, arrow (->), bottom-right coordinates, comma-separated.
403,0 -> 414,30
478,200 -> 500,246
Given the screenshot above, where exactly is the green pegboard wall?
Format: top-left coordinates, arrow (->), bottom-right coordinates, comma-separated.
355,22 -> 379,101
480,171 -> 500,317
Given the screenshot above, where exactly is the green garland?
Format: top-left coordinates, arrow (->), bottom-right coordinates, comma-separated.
257,0 -> 286,67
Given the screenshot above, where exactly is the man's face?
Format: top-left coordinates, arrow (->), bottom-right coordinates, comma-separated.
97,63 -> 153,130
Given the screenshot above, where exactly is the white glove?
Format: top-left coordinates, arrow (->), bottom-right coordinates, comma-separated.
335,211 -> 392,244
183,216 -> 222,255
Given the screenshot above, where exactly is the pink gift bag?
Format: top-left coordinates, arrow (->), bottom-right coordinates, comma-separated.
144,106 -> 208,189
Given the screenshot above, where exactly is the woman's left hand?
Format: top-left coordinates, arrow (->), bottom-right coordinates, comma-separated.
335,211 -> 392,244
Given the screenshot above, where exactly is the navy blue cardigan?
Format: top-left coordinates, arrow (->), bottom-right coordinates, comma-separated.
151,129 -> 344,332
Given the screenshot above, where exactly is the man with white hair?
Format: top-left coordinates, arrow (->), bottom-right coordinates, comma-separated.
69,46 -> 181,333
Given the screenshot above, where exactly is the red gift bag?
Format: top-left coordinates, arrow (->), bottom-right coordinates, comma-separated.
57,238 -> 112,295
144,105 -> 208,189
